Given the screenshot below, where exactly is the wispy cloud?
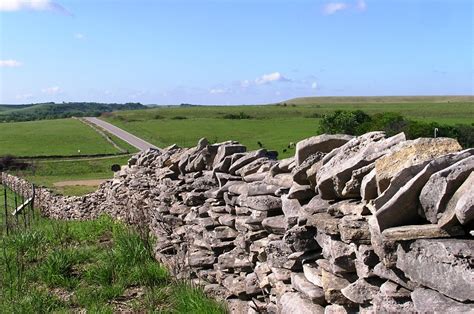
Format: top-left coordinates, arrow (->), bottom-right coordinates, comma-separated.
209,88 -> 228,94
323,2 -> 348,15
41,86 -> 61,95
15,93 -> 33,100
323,1 -> 367,15
240,80 -> 251,88
0,59 -> 22,67
74,33 -> 85,40
356,0 -> 367,11
311,82 -> 318,89
255,72 -> 291,85
0,0 -> 72,15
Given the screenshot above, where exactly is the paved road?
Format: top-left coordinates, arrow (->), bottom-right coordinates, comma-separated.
84,117 -> 159,151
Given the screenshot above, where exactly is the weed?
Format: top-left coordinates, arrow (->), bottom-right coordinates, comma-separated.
1,215 -> 223,312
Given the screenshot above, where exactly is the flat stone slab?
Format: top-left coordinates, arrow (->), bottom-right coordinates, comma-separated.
381,224 -> 464,241
317,132 -> 405,199
279,292 -> 325,314
375,149 -> 474,231
420,155 -> 474,223
262,215 -> 287,235
375,137 -> 462,193
229,149 -> 267,174
341,278 -> 381,304
396,238 -> 474,302
411,287 -> 474,313
301,195 -> 331,215
303,263 -> 323,287
236,194 -> 282,211
292,152 -> 325,185
438,171 -> 474,227
291,273 -> 325,304
360,168 -> 378,201
212,144 -> 246,168
295,134 -> 353,166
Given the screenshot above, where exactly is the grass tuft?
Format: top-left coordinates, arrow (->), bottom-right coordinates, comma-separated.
1,214 -> 223,312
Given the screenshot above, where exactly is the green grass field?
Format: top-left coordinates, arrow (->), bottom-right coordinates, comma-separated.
0,119 -> 131,157
0,214 -> 225,313
12,155 -> 131,196
103,97 -> 474,158
3,96 -> 472,191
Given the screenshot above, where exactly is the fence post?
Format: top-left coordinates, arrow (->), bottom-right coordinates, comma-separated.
14,183 -> 19,228
3,185 -> 8,235
31,184 -> 36,221
21,184 -> 27,229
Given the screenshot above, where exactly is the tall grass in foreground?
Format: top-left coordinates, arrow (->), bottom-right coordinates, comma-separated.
0,215 -> 225,313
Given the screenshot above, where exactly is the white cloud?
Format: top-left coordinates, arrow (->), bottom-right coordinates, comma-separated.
255,72 -> 291,85
0,59 -> 22,67
241,80 -> 251,88
356,0 -> 367,11
323,2 -> 348,15
210,88 -> 227,94
15,93 -> 33,100
311,82 -> 318,89
41,86 -> 61,95
74,33 -> 85,40
0,0 -> 71,15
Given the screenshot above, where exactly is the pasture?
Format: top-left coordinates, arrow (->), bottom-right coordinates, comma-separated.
0,119 -> 131,157
16,155 -> 131,196
103,97 -> 474,158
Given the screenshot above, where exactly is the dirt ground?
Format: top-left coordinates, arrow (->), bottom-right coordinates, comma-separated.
53,179 -> 106,187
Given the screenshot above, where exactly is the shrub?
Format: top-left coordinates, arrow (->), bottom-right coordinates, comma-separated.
319,110 -> 371,134
171,116 -> 187,120
453,124 -> 474,148
223,112 -> 252,120
319,110 -> 473,148
0,155 -> 30,171
306,113 -> 323,118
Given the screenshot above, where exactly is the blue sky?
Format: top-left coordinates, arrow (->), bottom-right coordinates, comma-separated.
0,0 -> 473,104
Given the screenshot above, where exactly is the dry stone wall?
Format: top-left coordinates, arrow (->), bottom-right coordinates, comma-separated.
1,131 -> 473,313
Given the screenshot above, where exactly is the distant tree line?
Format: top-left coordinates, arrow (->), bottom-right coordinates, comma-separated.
319,110 -> 474,148
0,102 -> 146,122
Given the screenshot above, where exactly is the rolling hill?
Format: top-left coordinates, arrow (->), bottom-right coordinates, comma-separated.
281,95 -> 474,105
0,102 -> 146,122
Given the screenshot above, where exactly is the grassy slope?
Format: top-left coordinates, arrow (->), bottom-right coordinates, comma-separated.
0,213 -> 225,313
0,119 -> 125,157
0,103 -> 146,122
107,117 -> 317,157
283,95 -> 474,104
13,155 -> 131,196
0,104 -> 33,112
104,98 -> 473,158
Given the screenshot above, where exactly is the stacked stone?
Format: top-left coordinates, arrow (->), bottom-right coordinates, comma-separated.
2,131 -> 473,313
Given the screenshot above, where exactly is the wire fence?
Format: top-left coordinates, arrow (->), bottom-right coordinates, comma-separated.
0,183 -> 36,236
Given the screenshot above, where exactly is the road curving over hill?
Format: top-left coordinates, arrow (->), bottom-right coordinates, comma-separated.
83,117 -> 158,151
